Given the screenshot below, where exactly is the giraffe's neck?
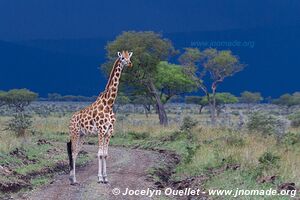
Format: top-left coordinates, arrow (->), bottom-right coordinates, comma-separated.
97,58 -> 123,106
105,59 -> 122,90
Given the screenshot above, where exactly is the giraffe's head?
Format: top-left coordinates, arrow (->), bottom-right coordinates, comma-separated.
117,51 -> 133,68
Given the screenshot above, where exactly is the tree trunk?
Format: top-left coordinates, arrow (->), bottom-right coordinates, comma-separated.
211,85 -> 217,126
148,81 -> 168,126
156,99 -> 168,126
210,103 -> 217,126
199,105 -> 203,114
143,105 -> 149,118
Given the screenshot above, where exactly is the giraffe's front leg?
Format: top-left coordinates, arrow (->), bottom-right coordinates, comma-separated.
102,127 -> 113,184
97,133 -> 105,183
97,147 -> 104,183
97,124 -> 113,184
102,143 -> 109,183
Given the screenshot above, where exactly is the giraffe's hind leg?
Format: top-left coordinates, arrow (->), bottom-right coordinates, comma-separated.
97,131 -> 105,183
69,131 -> 84,185
102,134 -> 112,184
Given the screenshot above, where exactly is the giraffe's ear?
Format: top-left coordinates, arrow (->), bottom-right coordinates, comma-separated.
129,52 -> 133,58
117,52 -> 122,58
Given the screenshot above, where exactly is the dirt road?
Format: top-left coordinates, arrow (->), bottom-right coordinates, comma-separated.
25,146 -> 169,200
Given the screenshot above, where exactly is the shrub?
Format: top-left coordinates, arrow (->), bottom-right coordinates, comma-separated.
288,112 -> 300,128
185,144 -> 199,164
247,112 -> 289,140
180,116 -> 198,140
180,116 -> 197,133
247,112 -> 276,135
282,132 -> 300,145
163,131 -> 183,142
221,155 -> 237,166
127,131 -> 150,140
225,136 -> 245,147
258,151 -> 280,167
6,113 -> 32,137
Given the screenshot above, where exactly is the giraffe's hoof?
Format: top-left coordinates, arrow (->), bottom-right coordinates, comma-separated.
69,177 -> 79,186
98,181 -> 109,184
70,182 -> 80,186
98,179 -> 109,184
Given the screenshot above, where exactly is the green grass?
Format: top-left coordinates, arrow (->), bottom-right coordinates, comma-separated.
204,170 -> 292,200
30,176 -> 50,187
77,153 -> 92,166
109,126 -> 300,200
24,143 -> 52,159
0,153 -> 23,166
1,113 -> 300,199
0,134 -> 91,194
39,131 -> 69,142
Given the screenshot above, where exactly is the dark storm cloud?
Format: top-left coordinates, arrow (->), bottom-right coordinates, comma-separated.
0,0 -> 299,40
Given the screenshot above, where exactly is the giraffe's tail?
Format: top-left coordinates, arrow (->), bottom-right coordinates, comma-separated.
67,140 -> 73,171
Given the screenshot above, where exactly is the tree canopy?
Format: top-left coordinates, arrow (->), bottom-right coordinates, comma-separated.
179,48 -> 245,92
115,92 -> 130,105
102,31 -> 176,85
102,31 -> 187,126
185,96 -> 202,105
240,91 -> 263,104
179,48 -> 244,124
272,92 -> 300,107
155,61 -> 197,104
200,92 -> 238,106
0,89 -> 38,112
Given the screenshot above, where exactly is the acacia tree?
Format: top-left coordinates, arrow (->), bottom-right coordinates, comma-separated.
132,61 -> 197,120
131,93 -> 154,117
114,92 -> 130,113
185,96 -> 206,114
103,31 -> 196,126
0,89 -> 38,112
155,61 -> 197,104
272,92 -> 300,107
179,48 -> 245,125
199,92 -> 238,116
240,91 -> 263,108
0,89 -> 38,138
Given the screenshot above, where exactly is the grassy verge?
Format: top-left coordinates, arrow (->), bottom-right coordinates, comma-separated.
1,114 -> 299,199
110,128 -> 300,199
0,135 -> 91,196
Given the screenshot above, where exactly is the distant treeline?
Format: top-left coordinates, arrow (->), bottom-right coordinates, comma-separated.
42,93 -> 97,102
41,91 -> 300,107
1,89 -> 300,107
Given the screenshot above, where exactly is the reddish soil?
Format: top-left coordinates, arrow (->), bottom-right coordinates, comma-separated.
21,146 -> 167,200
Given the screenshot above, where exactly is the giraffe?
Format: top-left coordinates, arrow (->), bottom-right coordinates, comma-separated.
67,50 -> 133,185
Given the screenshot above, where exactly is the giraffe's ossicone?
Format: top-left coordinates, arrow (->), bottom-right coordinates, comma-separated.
67,50 -> 133,185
